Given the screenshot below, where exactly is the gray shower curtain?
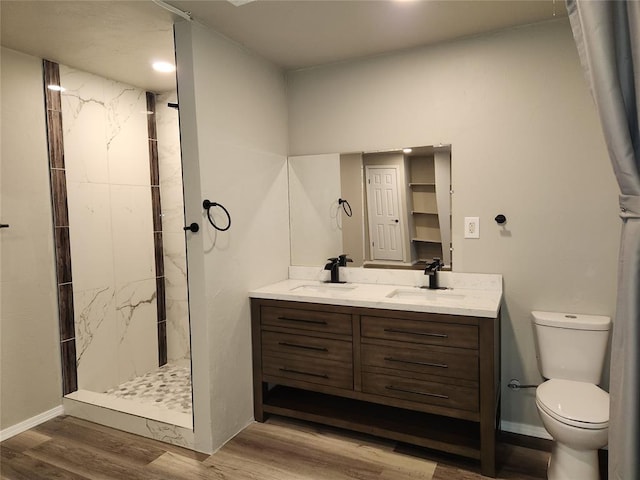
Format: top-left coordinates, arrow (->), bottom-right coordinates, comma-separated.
567,1 -> 640,479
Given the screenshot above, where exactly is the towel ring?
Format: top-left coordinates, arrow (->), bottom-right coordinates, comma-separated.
203,199 -> 231,231
338,198 -> 353,217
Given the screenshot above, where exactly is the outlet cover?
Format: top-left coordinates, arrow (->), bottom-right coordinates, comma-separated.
464,217 -> 480,239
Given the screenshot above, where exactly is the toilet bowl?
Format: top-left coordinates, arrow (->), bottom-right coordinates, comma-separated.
531,311 -> 611,480
536,379 -> 609,480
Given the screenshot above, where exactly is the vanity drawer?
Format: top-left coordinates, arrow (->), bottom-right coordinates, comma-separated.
361,343 -> 477,381
262,354 -> 352,389
262,331 -> 352,363
262,306 -> 352,336
362,372 -> 478,412
361,316 -> 478,349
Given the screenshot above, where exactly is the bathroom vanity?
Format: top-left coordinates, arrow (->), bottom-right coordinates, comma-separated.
250,270 -> 502,477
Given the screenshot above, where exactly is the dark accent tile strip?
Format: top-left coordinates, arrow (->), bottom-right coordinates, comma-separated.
45,59 -> 78,395
54,228 -> 72,286
58,284 -> 75,341
154,232 -> 165,277
51,169 -> 69,227
156,276 -> 166,322
147,91 -> 166,367
61,340 -> 78,395
147,93 -> 159,186
148,140 -> 159,186
151,186 -> 162,232
158,321 -> 167,367
146,91 -> 157,140
46,111 -> 65,169
43,60 -> 62,112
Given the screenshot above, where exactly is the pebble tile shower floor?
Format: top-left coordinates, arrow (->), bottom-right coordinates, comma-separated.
104,364 -> 192,415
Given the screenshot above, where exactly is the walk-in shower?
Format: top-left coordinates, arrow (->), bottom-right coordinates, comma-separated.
45,60 -> 193,436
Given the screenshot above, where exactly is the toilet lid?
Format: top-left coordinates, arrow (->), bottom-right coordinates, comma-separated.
536,379 -> 609,429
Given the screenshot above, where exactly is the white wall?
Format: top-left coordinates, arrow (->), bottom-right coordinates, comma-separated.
175,20 -> 290,452
287,19 -> 620,433
0,47 -> 62,430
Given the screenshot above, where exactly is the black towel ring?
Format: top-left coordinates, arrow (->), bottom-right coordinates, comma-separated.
203,199 -> 231,231
338,198 -> 353,217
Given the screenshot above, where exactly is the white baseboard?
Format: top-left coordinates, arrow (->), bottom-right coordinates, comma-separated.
0,405 -> 64,442
500,420 -> 553,440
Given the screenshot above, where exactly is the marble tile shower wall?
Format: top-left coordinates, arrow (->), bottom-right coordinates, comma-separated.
60,65 -> 158,393
156,92 -> 190,366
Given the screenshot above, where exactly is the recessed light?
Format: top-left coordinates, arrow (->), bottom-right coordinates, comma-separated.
152,61 -> 176,73
227,0 -> 257,6
403,148 -> 413,154
47,84 -> 65,92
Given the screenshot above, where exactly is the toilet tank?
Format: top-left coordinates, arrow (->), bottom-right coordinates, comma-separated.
532,311 -> 611,384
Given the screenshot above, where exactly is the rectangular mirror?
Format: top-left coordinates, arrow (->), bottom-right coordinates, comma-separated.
289,145 -> 451,269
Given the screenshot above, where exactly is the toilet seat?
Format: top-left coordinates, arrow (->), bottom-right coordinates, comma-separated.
536,379 -> 609,430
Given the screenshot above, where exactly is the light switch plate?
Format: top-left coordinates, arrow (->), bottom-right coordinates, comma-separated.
464,217 -> 480,238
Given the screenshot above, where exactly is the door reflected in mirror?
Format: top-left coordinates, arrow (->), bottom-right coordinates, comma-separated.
289,145 -> 451,270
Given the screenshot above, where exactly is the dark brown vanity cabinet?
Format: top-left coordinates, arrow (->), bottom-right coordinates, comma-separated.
251,298 -> 500,477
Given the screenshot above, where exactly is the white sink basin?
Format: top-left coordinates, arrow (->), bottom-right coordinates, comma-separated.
386,288 -> 465,301
290,284 -> 358,294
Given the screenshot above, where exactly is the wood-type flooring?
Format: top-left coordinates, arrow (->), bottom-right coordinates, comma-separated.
0,415 -> 553,480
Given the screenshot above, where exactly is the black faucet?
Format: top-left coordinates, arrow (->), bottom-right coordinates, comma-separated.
423,257 -> 444,289
338,254 -> 353,267
324,258 -> 341,283
324,255 -> 352,283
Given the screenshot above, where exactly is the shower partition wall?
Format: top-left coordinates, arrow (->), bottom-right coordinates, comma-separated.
45,60 -> 193,439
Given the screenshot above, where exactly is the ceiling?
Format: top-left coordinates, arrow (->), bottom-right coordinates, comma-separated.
1,0 -> 567,93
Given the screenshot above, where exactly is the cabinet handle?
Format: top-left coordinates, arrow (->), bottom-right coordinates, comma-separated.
279,342 -> 328,352
278,316 -> 328,326
383,328 -> 448,338
384,357 -> 448,369
385,385 -> 449,399
279,368 -> 329,379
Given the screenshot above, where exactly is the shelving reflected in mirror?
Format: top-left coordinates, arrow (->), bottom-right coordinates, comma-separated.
289,145 -> 451,270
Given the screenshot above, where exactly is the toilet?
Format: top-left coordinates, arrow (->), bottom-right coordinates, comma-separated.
532,311 -> 611,480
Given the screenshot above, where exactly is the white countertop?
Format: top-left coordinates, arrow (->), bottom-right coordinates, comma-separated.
249,268 -> 503,318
